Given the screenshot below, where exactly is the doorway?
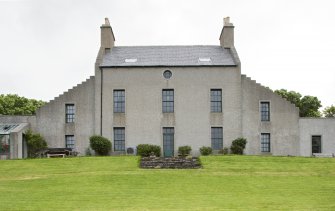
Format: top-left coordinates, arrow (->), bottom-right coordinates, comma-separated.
312,135 -> 321,154
163,127 -> 174,157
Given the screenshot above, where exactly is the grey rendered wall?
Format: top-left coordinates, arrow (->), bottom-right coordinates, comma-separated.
241,75 -> 300,156
35,76 -> 95,155
299,118 -> 335,156
9,123 -> 29,159
100,66 -> 242,156
0,115 -> 36,130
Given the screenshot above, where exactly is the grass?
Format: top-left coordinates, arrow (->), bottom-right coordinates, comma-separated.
0,156 -> 335,210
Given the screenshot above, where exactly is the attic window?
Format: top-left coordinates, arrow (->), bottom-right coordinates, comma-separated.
198,57 -> 211,62
125,58 -> 137,63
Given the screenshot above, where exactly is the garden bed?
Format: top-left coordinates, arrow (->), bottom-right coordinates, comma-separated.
140,156 -> 201,169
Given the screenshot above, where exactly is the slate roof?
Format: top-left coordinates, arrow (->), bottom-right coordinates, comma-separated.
100,45 -> 236,67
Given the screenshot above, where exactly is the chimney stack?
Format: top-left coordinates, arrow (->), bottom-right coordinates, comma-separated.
219,17 -> 234,48
100,17 -> 115,49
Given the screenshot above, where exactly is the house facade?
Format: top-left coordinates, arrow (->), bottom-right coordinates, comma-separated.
1,17 -> 334,159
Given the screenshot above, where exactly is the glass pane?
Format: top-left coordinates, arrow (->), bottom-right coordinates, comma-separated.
210,89 -> 222,112
114,90 -> 125,113
114,128 -> 125,151
261,133 -> 270,152
260,102 -> 270,121
211,127 -> 223,150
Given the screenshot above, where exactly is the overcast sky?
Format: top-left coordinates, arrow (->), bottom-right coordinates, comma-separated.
1,0 -> 334,108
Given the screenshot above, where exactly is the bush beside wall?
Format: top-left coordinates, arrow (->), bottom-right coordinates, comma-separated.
89,135 -> 112,156
200,146 -> 212,156
230,138 -> 247,155
137,144 -> 161,157
178,146 -> 192,157
26,129 -> 47,158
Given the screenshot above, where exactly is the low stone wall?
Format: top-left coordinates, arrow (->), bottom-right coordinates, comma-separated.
140,156 -> 201,169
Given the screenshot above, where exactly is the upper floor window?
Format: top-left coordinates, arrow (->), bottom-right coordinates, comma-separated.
261,133 -> 270,152
162,89 -> 174,113
65,104 -> 75,123
114,90 -> 125,113
260,102 -> 270,121
65,135 -> 75,149
211,127 -> 223,150
211,89 -> 222,112
114,127 -> 125,151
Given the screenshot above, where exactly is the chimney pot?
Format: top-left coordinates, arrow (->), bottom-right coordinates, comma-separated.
224,17 -> 230,25
104,18 -> 110,26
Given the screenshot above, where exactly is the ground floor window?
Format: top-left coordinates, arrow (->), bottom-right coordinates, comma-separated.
65,135 -> 75,149
261,133 -> 270,152
312,135 -> 321,153
211,127 -> 223,150
114,127 -> 125,151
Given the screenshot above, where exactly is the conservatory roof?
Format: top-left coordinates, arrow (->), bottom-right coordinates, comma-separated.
0,124 -> 19,135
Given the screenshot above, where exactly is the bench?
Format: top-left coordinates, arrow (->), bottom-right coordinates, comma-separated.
47,153 -> 65,158
44,148 -> 74,158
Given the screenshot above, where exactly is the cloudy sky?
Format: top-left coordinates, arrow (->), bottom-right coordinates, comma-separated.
1,0 -> 334,108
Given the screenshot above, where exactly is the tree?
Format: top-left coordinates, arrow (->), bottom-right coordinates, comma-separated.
323,105 -> 335,117
274,89 -> 302,106
299,96 -> 322,117
274,89 -> 322,117
25,129 -> 47,158
0,94 -> 45,115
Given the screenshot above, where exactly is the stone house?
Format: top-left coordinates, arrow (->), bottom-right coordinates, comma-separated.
1,17 -> 334,159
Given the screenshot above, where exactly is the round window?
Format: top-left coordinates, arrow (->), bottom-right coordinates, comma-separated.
163,70 -> 172,79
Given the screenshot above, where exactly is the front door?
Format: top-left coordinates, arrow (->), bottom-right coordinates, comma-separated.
312,135 -> 321,154
163,127 -> 174,157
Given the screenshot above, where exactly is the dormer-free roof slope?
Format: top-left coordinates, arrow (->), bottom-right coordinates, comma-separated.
100,45 -> 237,67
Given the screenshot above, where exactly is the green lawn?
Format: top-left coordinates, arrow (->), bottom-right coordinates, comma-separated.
0,156 -> 334,210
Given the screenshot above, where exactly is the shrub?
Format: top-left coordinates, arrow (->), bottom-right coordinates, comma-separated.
137,144 -> 161,157
219,147 -> 229,155
178,146 -> 192,157
25,129 -> 47,158
89,135 -> 112,156
230,137 -> 247,155
200,146 -> 212,156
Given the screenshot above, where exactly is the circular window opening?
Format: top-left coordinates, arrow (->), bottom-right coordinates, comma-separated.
163,70 -> 172,79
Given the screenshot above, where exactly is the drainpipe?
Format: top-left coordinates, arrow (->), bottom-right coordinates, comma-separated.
100,67 -> 103,136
